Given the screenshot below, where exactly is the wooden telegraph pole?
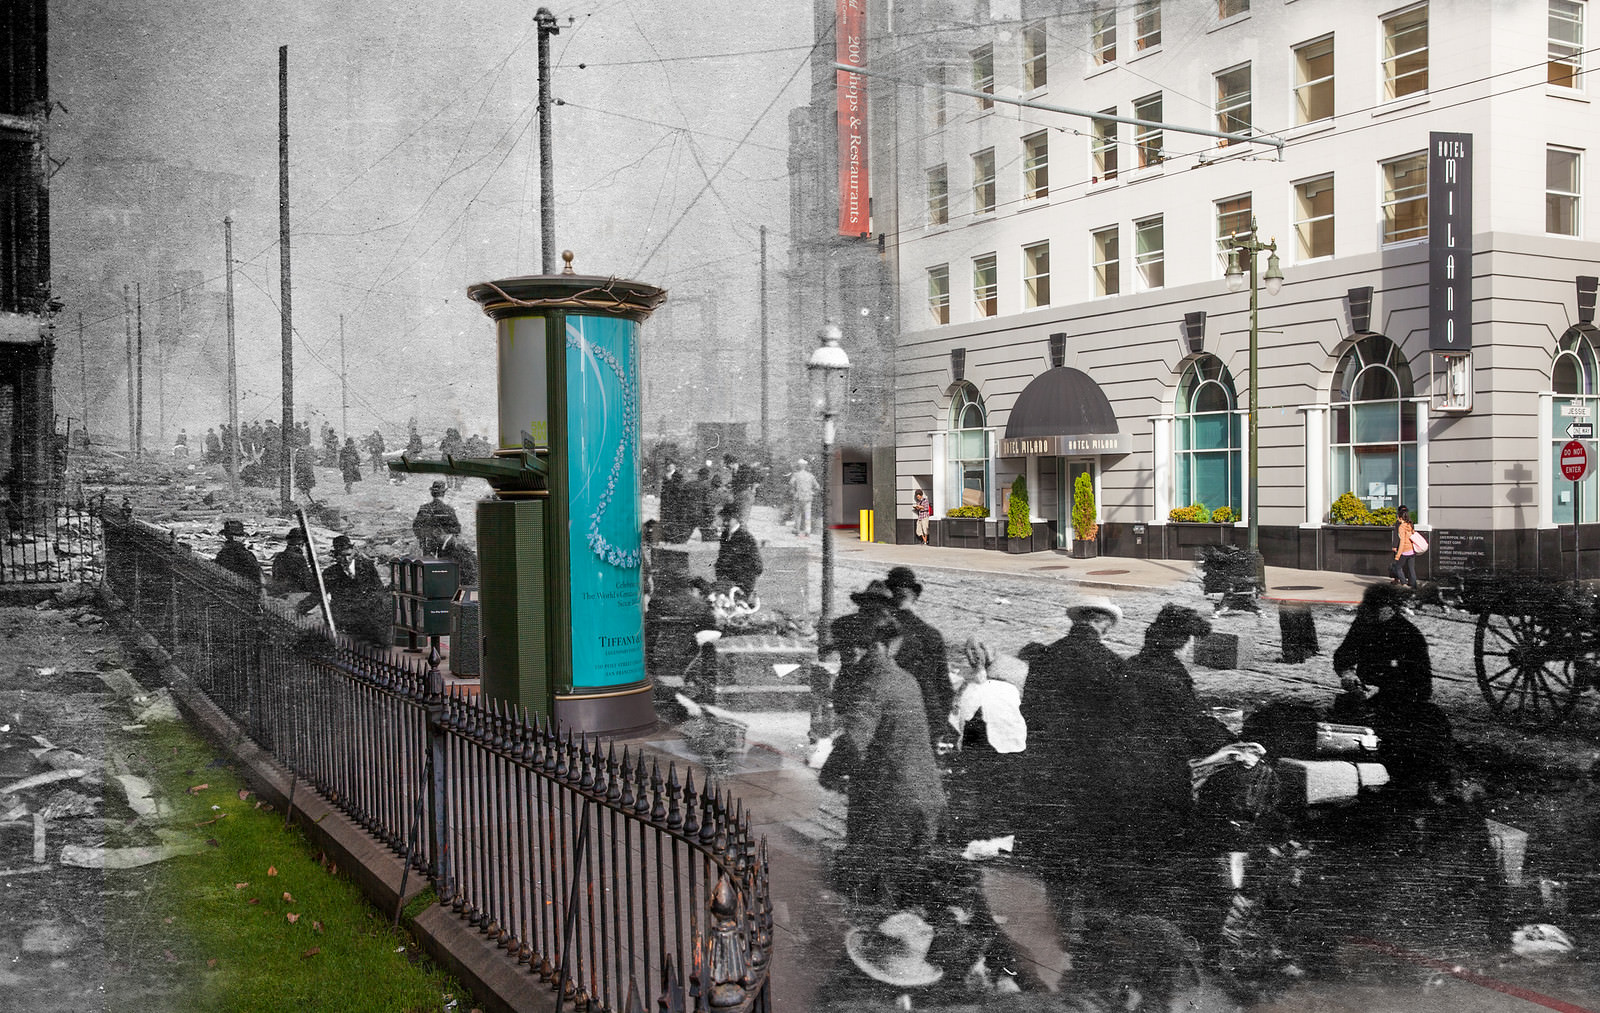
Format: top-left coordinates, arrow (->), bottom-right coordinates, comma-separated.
224,216 -> 241,504
278,45 -> 295,505
340,313 -> 348,442
135,282 -> 144,460
123,284 -> 133,454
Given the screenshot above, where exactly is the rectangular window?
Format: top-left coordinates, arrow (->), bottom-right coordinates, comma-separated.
973,254 -> 998,318
1216,194 -> 1252,270
1022,132 -> 1049,200
1294,36 -> 1335,123
1092,109 -> 1118,181
1023,21 -> 1048,90
1135,0 -> 1162,50
1216,64 -> 1252,140
972,148 -> 996,214
1134,93 -> 1163,167
927,165 -> 949,226
1383,3 -> 1429,99
1135,217 -> 1165,290
1219,0 -> 1249,17
1294,174 -> 1335,259
1092,226 -> 1120,296
1382,152 -> 1429,243
1092,9 -> 1117,66
1548,145 -> 1582,235
1551,0 -> 1585,88
972,44 -> 995,110
1023,242 -> 1051,308
928,265 -> 950,324
928,64 -> 947,129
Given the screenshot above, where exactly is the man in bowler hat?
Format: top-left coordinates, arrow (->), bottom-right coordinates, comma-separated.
884,566 -> 953,746
213,518 -> 263,586
412,480 -> 461,549
320,534 -> 387,641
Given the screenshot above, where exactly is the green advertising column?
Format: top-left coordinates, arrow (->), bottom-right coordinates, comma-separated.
468,265 -> 665,736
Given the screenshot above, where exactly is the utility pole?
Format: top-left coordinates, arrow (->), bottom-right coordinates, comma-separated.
225,216 -> 240,505
339,313 -> 348,442
536,8 -> 560,273
77,313 -> 87,440
163,282 -> 180,450
278,44 -> 295,505
759,224 -> 769,444
123,285 -> 133,454
135,282 -> 144,460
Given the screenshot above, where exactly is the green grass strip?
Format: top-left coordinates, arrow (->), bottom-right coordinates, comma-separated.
103,718 -> 470,1013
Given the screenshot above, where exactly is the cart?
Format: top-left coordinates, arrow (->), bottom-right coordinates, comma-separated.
1462,572 -> 1600,726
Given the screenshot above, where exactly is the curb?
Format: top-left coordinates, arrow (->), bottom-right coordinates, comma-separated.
96,584 -> 562,1013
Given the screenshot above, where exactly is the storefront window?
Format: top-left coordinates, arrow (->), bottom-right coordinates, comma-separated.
1330,335 -> 1418,518
1176,356 -> 1242,515
1552,327 -> 1599,524
947,383 -> 990,510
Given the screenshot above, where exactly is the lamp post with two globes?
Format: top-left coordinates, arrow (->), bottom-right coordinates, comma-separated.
1224,218 -> 1284,585
808,324 -> 850,654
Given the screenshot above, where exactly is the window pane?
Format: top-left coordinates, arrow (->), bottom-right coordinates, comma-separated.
1134,94 -> 1164,167
1555,357 -> 1584,395
1093,111 -> 1118,181
1355,365 -> 1400,402
1023,133 -> 1049,199
1548,146 -> 1582,236
1550,0 -> 1584,88
927,265 -> 950,324
1194,382 -> 1230,413
973,254 -> 998,317
1135,218 -> 1164,289
1092,10 -> 1116,65
1193,411 -> 1230,448
1353,401 -> 1399,443
1093,227 -> 1119,295
1024,243 -> 1050,308
1219,0 -> 1249,17
1295,37 -> 1335,123
1023,22 -> 1048,91
972,45 -> 995,110
1354,447 -> 1400,510
1216,194 -> 1252,269
1136,0 -> 1162,50
1216,65 -> 1252,137
927,64 -> 947,128
927,165 -> 949,226
1194,452 -> 1231,509
972,149 -> 996,214
1295,175 -> 1335,259
1383,153 -> 1429,243
1331,446 -> 1352,497
1384,4 -> 1429,99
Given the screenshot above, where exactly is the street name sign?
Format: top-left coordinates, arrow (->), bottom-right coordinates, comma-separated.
1562,440 -> 1589,481
1569,422 -> 1595,440
1563,404 -> 1591,417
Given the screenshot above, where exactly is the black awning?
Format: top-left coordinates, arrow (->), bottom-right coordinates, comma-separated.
1003,366 -> 1118,439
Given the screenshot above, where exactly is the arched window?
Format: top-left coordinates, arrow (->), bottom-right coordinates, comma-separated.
947,382 -> 990,510
1551,326 -> 1600,524
1175,356 -> 1242,515
1330,335 -> 1417,518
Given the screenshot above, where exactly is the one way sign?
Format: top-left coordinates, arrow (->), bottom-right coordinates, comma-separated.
1569,421 -> 1594,439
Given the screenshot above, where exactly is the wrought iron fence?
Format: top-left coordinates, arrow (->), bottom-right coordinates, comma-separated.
99,509 -> 773,1013
0,497 -> 102,584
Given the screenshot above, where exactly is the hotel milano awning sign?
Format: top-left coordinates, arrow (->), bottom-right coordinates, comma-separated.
999,432 -> 1132,457
999,365 -> 1131,457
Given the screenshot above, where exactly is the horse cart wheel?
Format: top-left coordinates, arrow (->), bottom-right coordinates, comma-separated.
1473,609 -> 1587,726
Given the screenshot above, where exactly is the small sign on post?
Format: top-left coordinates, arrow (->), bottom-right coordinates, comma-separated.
1568,421 -> 1594,440
1563,440 -> 1589,584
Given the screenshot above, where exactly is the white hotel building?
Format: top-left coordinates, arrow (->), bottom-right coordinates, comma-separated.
863,0 -> 1600,575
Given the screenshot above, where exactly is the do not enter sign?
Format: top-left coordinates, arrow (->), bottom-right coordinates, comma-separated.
1562,440 -> 1589,481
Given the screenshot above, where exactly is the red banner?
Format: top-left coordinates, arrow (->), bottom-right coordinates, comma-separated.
836,0 -> 868,236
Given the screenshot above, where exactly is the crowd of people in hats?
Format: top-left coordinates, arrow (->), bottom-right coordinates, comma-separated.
811,564 -> 1496,1006
194,419 -> 492,493
656,453 -> 775,544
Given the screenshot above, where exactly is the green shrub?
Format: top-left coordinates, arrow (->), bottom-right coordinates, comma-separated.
1328,491 -> 1385,525
947,504 -> 990,518
1370,506 -> 1398,526
1211,505 -> 1236,523
1007,475 -> 1033,539
1170,503 -> 1228,522
1072,472 -> 1098,540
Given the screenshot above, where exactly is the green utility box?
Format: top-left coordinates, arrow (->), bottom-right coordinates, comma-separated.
390,558 -> 460,638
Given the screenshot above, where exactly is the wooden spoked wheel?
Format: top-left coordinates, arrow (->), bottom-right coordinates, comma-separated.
1473,610 -> 1587,726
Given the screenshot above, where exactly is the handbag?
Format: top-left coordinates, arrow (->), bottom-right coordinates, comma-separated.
1410,531 -> 1429,554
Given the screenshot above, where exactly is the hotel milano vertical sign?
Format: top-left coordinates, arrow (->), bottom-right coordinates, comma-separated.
1428,132 -> 1473,350
836,0 -> 869,236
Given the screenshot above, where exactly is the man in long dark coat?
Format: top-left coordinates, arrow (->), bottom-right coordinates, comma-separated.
884,566 -> 952,746
819,611 -> 947,909
412,481 -> 461,546
319,534 -> 388,641
269,527 -> 316,597
713,502 -> 762,595
339,436 -> 364,494
1018,596 -> 1132,921
213,518 -> 263,586
658,462 -> 691,543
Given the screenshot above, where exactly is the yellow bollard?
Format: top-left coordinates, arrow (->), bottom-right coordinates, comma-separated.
859,509 -> 873,542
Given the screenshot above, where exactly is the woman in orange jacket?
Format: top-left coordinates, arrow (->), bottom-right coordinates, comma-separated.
1390,504 -> 1418,588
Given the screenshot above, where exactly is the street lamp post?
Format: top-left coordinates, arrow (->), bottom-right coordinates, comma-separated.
808,325 -> 850,655
1225,217 -> 1284,589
